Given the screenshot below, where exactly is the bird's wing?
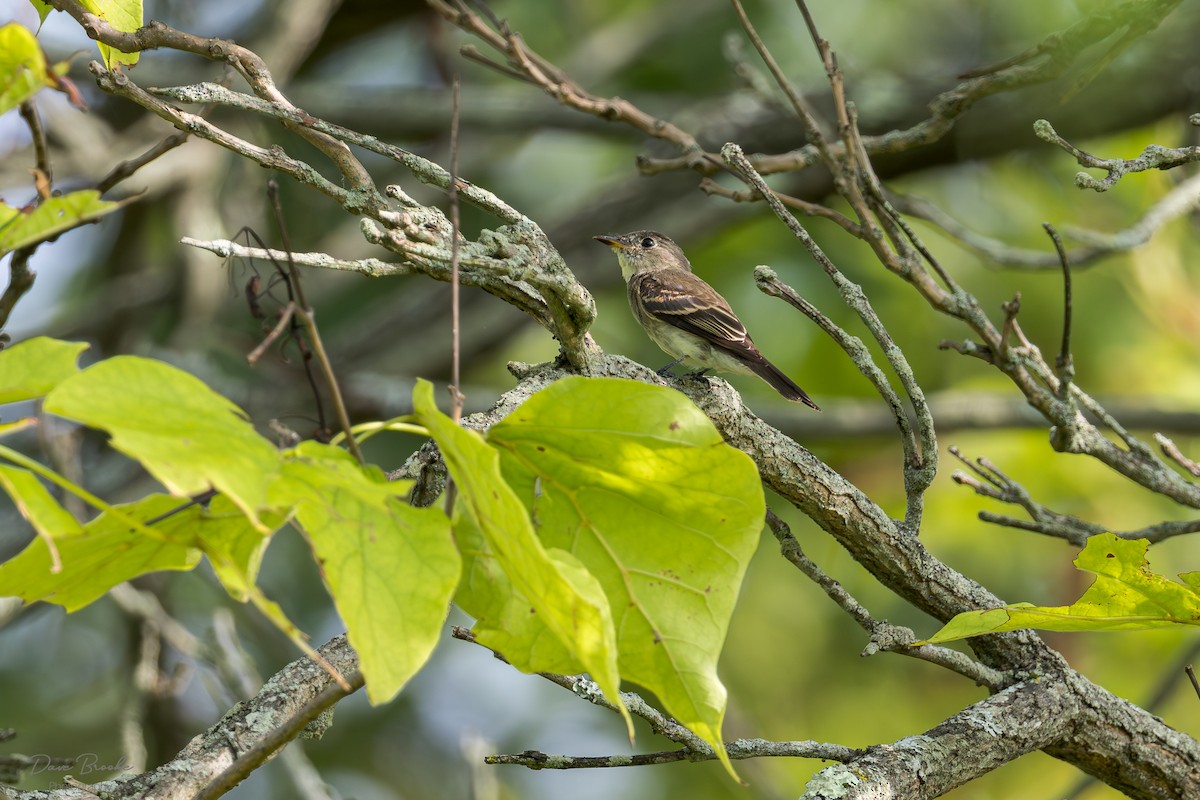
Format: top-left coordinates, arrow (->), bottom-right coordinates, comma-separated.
634,269 -> 757,352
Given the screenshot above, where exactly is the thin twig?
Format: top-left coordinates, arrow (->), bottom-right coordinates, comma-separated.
754,266 -> 916,465
1034,117 -> 1200,192
225,224 -> 331,439
48,0 -> 377,196
1155,433 -> 1200,478
727,0 -> 832,166
0,103 -> 55,340
449,77 -> 465,424
722,142 -> 936,531
891,172 -> 1200,270
485,737 -> 858,770
1043,223 -> 1075,393
428,0 -> 721,172
450,626 -> 706,750
18,101 -> 51,187
0,246 -> 38,343
949,446 -> 1200,545
97,130 -> 191,194
459,44 -> 540,85
267,183 -> 364,463
998,294 -> 1021,355
765,511 -> 1007,689
247,301 -> 297,365
698,178 -> 863,236
450,625 -> 860,768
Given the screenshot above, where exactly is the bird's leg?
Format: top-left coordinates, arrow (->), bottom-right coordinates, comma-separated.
687,368 -> 712,378
655,355 -> 687,376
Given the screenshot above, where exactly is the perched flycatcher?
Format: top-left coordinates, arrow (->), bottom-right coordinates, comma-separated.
594,230 -> 819,410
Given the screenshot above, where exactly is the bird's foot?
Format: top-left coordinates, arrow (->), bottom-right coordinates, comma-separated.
655,356 -> 687,376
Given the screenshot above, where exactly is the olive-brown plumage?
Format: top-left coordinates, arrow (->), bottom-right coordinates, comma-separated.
594,230 -> 819,410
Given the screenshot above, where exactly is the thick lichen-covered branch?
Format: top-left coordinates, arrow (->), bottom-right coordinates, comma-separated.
91,71 -> 597,366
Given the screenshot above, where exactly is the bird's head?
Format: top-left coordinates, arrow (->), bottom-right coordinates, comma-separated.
593,230 -> 692,279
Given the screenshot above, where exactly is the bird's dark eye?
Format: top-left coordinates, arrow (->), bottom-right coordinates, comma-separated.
640,237 -> 656,248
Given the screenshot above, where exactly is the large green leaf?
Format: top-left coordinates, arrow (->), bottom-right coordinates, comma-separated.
0,190 -> 131,258
410,379 -> 630,731
0,23 -> 51,116
0,336 -> 87,403
0,494 -> 200,610
923,533 -> 1200,644
487,376 -> 762,779
272,441 -> 460,704
44,356 -> 282,525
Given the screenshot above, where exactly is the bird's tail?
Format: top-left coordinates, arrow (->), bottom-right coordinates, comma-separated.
749,360 -> 820,410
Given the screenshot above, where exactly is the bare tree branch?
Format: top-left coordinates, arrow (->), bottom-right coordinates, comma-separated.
951,445 -> 1200,545
640,0 -> 1186,177
1035,116 -> 1200,191
766,511 -> 1008,690
449,626 -> 859,769
890,170 -> 1200,270
45,0 -> 377,197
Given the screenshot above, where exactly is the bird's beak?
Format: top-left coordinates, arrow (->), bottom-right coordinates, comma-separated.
593,234 -> 625,249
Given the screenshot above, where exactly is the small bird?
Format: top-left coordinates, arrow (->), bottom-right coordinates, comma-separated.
594,230 -> 819,410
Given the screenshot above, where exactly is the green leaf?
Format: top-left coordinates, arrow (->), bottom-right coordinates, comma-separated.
0,494 -> 200,610
0,464 -> 82,575
149,489 -> 339,689
0,465 -> 81,539
0,23 -> 51,116
44,355 -> 282,525
0,336 -> 87,403
453,507 -> 585,676
190,493 -> 274,603
27,2 -> 53,25
273,441 -> 460,705
78,0 -> 141,69
922,533 -> 1200,644
0,190 -> 131,257
410,379 -> 630,731
487,376 -> 762,780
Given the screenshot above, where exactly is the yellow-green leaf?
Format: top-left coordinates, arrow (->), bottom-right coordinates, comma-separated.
44,355 -> 282,525
273,441 -> 460,705
922,533 -> 1200,644
487,376 -> 762,780
453,507 -> 583,676
0,336 -> 87,403
79,0 -> 141,69
0,494 -> 200,610
191,493 -> 275,603
0,23 -> 51,116
0,464 -> 81,576
0,191 -> 131,257
410,379 -> 630,733
28,2 -> 53,25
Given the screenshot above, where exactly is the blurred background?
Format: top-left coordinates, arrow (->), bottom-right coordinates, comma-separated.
1,0 -> 1199,797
